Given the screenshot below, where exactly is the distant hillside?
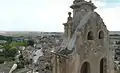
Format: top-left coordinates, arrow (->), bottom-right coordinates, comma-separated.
109,31 -> 120,36
0,31 -> 119,37
0,31 -> 64,37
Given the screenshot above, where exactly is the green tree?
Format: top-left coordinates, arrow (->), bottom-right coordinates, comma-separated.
3,44 -> 18,57
0,57 -> 5,64
27,40 -> 34,46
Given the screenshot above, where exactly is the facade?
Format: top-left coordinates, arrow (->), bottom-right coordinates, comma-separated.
109,31 -> 120,73
52,0 -> 113,73
109,31 -> 120,61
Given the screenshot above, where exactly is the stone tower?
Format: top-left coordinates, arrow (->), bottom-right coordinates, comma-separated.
52,0 -> 112,73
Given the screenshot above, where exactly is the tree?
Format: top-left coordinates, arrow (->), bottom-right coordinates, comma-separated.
27,40 -> 34,46
3,44 -> 18,58
0,35 -> 12,43
0,57 -> 5,64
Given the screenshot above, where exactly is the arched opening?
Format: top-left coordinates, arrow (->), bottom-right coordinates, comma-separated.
81,62 -> 90,73
100,58 -> 107,73
99,31 -> 104,39
87,31 -> 93,40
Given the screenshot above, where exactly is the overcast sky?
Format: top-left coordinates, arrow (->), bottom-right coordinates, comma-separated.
0,0 -> 119,32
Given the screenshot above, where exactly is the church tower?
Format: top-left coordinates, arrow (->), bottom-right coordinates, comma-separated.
52,0 -> 113,73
